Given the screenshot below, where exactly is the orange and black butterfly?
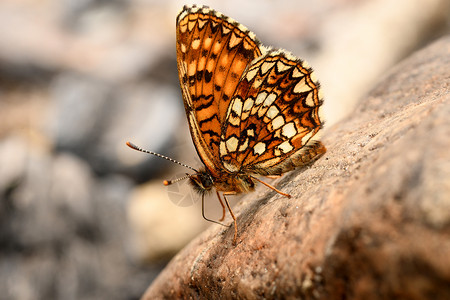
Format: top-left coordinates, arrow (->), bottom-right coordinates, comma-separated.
127,5 -> 325,243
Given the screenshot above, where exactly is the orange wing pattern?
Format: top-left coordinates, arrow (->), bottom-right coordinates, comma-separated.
218,50 -> 324,175
176,6 -> 263,177
177,5 -> 325,181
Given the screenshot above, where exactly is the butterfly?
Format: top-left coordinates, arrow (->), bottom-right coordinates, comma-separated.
127,4 -> 326,244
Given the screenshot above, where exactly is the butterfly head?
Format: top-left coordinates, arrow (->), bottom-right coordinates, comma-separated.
188,169 -> 214,195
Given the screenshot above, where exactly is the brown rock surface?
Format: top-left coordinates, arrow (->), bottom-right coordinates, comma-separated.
142,36 -> 450,299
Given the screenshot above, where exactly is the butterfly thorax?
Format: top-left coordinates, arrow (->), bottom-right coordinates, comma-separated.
189,167 -> 255,195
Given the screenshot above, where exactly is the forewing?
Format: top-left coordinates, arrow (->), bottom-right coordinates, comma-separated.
219,50 -> 324,174
176,5 -> 263,176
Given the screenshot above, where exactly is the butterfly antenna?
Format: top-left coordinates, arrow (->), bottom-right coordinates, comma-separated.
126,141 -> 198,172
163,173 -> 191,186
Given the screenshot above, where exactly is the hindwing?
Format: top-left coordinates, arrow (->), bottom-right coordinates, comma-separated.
219,50 -> 324,174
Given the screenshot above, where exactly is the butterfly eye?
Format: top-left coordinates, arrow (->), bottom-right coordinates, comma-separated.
188,172 -> 213,193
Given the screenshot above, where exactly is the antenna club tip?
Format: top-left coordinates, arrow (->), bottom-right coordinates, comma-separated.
163,180 -> 170,186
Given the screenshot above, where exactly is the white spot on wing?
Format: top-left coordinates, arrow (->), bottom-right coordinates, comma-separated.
188,20 -> 196,32
266,105 -> 279,119
301,131 -> 314,146
271,115 -> 285,130
292,68 -> 304,78
220,141 -> 227,156
262,93 -> 277,107
282,122 -> 297,138
276,61 -> 292,72
181,43 -> 187,53
248,31 -> 256,41
277,140 -> 294,154
237,23 -> 248,33
255,91 -> 267,105
231,97 -> 243,115
228,97 -> 243,126
260,61 -> 275,75
241,97 -> 254,121
258,93 -> 276,117
226,136 -> 239,152
243,98 -> 254,111
246,68 -> 258,81
253,142 -> 266,156
201,7 -> 211,14
304,92 -> 315,107
198,19 -> 207,29
293,77 -> 311,94
222,25 -> 231,35
229,32 -> 243,48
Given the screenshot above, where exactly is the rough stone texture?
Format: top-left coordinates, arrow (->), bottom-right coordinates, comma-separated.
142,36 -> 450,300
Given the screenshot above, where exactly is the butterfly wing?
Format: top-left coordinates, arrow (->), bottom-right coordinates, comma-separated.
176,5 -> 263,177
219,50 -> 325,175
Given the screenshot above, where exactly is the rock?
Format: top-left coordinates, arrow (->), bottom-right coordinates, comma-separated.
0,135 -> 151,300
49,73 -> 183,178
142,36 -> 450,300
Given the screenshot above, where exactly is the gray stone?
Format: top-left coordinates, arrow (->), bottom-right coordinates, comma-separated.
142,35 -> 450,300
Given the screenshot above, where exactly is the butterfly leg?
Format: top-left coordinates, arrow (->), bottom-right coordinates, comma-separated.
216,191 -> 226,222
265,175 -> 282,179
201,193 -> 230,227
222,192 -> 238,244
251,176 -> 292,198
201,192 -> 238,243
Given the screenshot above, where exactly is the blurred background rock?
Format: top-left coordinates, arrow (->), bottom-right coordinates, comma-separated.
0,0 -> 448,299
